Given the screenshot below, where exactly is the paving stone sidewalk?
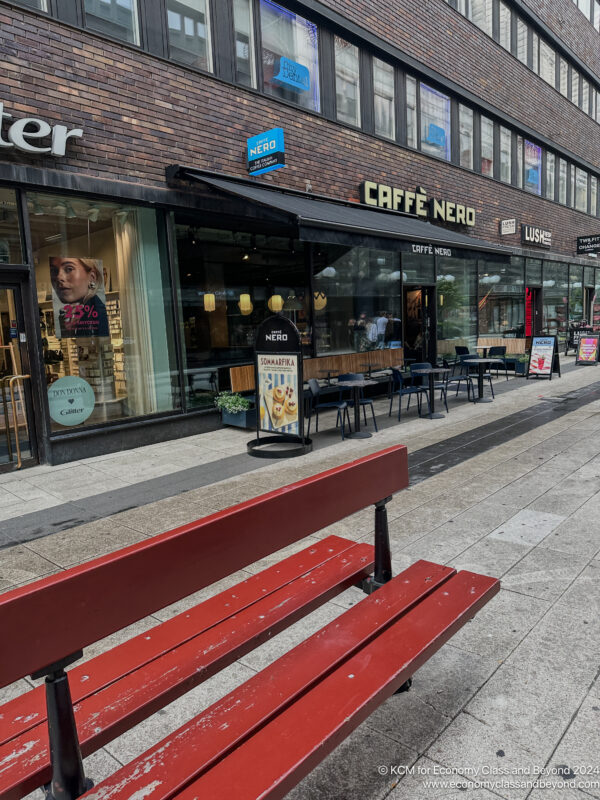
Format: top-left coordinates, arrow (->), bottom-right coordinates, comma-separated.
1,361 -> 600,799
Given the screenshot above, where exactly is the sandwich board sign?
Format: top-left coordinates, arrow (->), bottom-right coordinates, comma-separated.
527,336 -> 561,380
576,334 -> 600,365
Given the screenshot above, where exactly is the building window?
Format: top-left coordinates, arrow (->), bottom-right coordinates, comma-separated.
233,0 -> 256,87
0,188 -> 23,264
569,166 -> 575,208
480,116 -> 494,177
469,0 -> 493,36
531,32 -> 539,73
576,168 -> 588,212
543,262 -> 568,344
420,84 -> 451,161
595,0 -> 600,31
30,194 -> 180,430
582,79 -> 590,113
597,91 -> 600,124
18,0 -> 48,8
579,0 -> 591,16
373,58 -> 395,140
83,0 -> 140,45
499,2 -> 511,50
539,40 -> 555,86
406,76 -> 417,148
559,158 -> 567,204
335,37 -> 361,127
516,135 -> 523,188
546,152 -> 555,200
167,0 -> 212,71
459,105 -> 474,170
516,18 -> 528,65
500,126 -> 511,183
559,59 -> 568,97
436,256 -> 477,353
478,259 -> 525,338
260,0 -> 320,112
591,176 -> 598,217
569,265 -> 584,323
571,71 -> 579,106
524,141 -> 542,195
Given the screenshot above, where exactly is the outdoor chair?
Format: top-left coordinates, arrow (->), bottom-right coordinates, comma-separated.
306,378 -> 352,440
388,368 -> 430,421
337,373 -> 378,432
442,358 -> 476,405
488,345 -> 509,380
459,354 -> 495,398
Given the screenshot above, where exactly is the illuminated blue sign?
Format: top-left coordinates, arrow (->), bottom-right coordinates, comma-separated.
247,127 -> 285,176
424,123 -> 446,148
272,58 -> 311,92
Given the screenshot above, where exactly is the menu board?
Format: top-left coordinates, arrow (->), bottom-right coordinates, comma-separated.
528,336 -> 560,380
576,335 -> 600,365
257,353 -> 300,435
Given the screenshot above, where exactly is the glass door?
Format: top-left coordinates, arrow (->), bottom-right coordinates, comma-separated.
0,284 -> 36,469
403,286 -> 437,364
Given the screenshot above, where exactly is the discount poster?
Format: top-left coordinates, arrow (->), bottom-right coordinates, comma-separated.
528,336 -> 555,376
257,353 -> 300,436
576,335 -> 600,365
50,256 -> 109,338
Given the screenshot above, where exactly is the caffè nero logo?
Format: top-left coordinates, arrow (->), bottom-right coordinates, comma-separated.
360,181 -> 476,227
0,101 -> 83,157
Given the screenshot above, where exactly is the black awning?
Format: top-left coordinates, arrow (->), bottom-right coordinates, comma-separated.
168,166 -> 511,258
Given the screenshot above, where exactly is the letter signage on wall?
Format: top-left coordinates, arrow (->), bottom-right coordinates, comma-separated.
577,234 -> 600,254
0,101 -> 83,157
247,128 -> 285,176
359,181 -> 476,227
521,224 -> 552,248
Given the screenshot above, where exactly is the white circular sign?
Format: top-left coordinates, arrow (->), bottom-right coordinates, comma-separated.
48,376 -> 95,426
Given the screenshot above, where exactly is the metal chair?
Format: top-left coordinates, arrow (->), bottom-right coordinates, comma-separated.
459,354 -> 495,398
337,373 -> 378,432
306,378 -> 352,440
388,368 -> 430,421
487,346 -> 508,380
442,358 -> 476,405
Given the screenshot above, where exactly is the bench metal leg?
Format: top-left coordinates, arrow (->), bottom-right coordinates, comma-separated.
361,496 -> 392,594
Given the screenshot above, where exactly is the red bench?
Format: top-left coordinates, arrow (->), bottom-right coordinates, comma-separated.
0,445 -> 499,800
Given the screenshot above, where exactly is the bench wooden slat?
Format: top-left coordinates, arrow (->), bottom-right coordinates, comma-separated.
0,446 -> 408,689
79,560 -> 456,800
170,571 -> 500,800
0,535 -> 357,750
0,541 -> 374,800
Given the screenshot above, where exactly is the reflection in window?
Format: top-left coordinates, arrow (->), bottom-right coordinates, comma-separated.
543,262 -> 568,343
539,40 -> 555,86
582,79 -> 590,113
559,158 -> 567,204
406,76 -> 417,148
569,265 -> 584,323
500,127 -> 511,184
260,0 -> 320,112
559,58 -> 568,97
30,194 -> 179,430
571,71 -> 579,106
459,105 -> 473,170
516,135 -> 523,188
569,166 -> 575,208
596,0 -> 600,31
0,188 -> 23,264
436,257 -> 477,356
83,0 -> 140,45
19,0 -> 48,8
373,58 -> 395,140
480,116 -> 494,177
546,152 -> 555,200
478,260 -> 525,338
531,32 -> 539,73
499,2 -> 511,50
591,175 -> 598,216
516,18 -> 527,65
576,168 -> 588,212
312,247 -> 402,355
524,140 -> 542,195
469,0 -> 492,35
335,37 -> 361,127
420,84 -> 451,161
167,0 -> 212,71
233,0 -> 256,87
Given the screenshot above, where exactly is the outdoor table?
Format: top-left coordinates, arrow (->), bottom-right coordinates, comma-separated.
475,345 -> 488,358
462,358 -> 503,402
360,362 -> 383,377
411,367 -> 450,419
318,369 -> 337,386
336,379 -> 377,438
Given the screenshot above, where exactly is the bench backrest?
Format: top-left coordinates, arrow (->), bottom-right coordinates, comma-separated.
0,445 -> 408,688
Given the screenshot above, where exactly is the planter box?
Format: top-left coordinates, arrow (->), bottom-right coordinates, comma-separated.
221,407 -> 257,429
514,361 -> 528,375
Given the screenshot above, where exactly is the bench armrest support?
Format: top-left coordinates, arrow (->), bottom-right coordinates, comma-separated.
362,496 -> 393,594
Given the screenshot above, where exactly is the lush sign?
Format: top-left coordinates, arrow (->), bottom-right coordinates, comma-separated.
247,128 -> 285,176
0,101 -> 82,157
360,181 -> 476,227
521,224 -> 552,248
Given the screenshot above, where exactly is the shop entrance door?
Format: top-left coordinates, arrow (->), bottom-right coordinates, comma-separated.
526,287 -> 543,336
0,284 -> 37,470
403,286 -> 436,363
584,287 -> 595,325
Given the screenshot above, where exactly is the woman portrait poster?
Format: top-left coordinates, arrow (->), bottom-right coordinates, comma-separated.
50,257 -> 109,338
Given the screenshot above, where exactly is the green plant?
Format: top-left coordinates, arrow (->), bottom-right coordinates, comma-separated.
517,353 -> 530,363
214,391 -> 251,414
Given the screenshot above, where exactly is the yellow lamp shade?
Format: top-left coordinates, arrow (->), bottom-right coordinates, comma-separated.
313,290 -> 327,311
204,293 -> 216,312
268,294 -> 284,312
239,293 -> 253,315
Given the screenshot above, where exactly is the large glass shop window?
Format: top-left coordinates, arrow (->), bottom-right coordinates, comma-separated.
542,262 -> 568,344
478,259 -> 525,338
167,0 -> 213,71
260,0 -> 320,112
436,257 -> 477,357
569,265 -> 584,323
0,189 -> 23,264
312,246 -> 402,355
83,0 -> 140,45
173,223 -> 309,408
29,194 -> 179,432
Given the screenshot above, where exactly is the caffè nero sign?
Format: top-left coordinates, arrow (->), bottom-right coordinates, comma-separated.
360,181 -> 476,227
0,101 -> 83,157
